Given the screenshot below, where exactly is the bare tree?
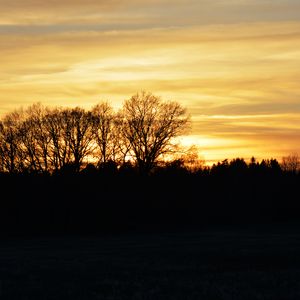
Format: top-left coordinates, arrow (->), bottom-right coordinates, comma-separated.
28,104 -> 52,173
120,91 -> 190,174
113,112 -> 132,165
0,110 -> 24,173
18,103 -> 53,173
179,145 -> 205,172
44,108 -> 71,171
91,102 -> 117,166
281,153 -> 300,174
19,118 -> 40,172
43,107 -> 95,172
62,107 -> 95,172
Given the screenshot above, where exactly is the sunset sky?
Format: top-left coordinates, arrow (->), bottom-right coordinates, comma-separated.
1,0 -> 300,164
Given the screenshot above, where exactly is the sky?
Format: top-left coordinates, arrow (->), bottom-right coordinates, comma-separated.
0,0 -> 300,164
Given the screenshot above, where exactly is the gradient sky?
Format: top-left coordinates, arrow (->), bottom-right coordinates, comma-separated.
1,0 -> 300,164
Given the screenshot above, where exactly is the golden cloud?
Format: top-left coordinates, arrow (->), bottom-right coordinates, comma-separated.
0,19 -> 300,161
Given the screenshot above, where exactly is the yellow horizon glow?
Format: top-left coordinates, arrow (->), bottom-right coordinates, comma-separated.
0,1 -> 300,163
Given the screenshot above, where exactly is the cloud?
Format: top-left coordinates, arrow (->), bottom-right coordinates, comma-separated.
0,6 -> 299,161
1,0 -> 299,29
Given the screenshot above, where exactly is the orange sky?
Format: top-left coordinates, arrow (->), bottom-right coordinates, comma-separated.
1,0 -> 300,164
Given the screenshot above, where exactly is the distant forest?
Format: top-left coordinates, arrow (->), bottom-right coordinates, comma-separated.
0,92 -> 300,236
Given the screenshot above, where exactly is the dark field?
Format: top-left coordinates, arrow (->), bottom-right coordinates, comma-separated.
1,225 -> 300,299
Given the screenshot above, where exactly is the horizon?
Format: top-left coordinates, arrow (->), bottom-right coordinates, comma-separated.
1,0 -> 300,163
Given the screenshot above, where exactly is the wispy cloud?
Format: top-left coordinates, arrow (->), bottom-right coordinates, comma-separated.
1,0 -> 299,27
0,1 -> 299,161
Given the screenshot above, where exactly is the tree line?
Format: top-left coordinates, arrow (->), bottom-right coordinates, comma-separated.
0,91 -> 189,175
1,90 -> 299,177
1,153 -> 299,236
1,91 -> 300,236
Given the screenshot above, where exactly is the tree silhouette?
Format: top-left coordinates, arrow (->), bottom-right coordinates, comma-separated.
27,104 -> 52,173
281,153 -> 300,174
0,110 -> 23,173
62,107 -> 94,172
91,102 -> 117,165
18,104 -> 51,173
44,108 -> 72,171
119,91 -> 190,174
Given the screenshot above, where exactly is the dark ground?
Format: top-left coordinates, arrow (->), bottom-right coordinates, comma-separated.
1,224 -> 300,300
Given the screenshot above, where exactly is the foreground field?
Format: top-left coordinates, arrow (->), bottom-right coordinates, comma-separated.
1,225 -> 300,299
